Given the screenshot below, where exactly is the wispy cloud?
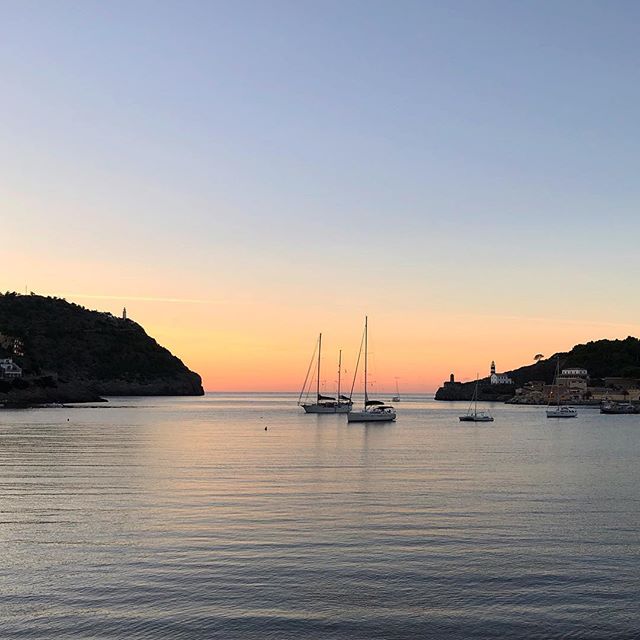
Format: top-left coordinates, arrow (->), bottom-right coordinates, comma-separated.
62,293 -> 220,304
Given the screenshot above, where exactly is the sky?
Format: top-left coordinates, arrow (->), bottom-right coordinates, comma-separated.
2,0 -> 640,392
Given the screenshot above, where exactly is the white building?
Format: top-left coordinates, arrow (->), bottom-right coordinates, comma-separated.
561,367 -> 588,378
490,360 -> 513,385
0,358 -> 22,379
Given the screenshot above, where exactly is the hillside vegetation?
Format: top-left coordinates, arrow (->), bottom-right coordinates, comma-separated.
0,293 -> 203,398
505,337 -> 640,386
435,336 -> 640,401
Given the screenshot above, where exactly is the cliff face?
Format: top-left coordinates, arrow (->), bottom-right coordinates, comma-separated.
0,293 -> 204,404
434,381 -> 515,402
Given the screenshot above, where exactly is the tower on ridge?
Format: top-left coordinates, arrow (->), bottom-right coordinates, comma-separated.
122,307 -> 127,320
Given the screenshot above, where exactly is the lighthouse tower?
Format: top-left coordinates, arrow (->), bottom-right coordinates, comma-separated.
122,307 -> 127,320
490,360 -> 496,376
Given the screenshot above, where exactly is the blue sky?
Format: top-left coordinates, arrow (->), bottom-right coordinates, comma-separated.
2,0 -> 640,388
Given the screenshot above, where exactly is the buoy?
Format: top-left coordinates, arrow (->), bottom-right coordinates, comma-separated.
265,426 -> 268,431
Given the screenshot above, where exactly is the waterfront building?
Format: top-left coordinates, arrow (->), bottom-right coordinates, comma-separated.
558,377 -> 588,393
603,376 -> 640,390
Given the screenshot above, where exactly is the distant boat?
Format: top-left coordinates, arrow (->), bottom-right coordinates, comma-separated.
600,401 -> 638,415
459,375 -> 494,422
546,359 -> 577,418
391,378 -> 401,403
546,405 -> 578,418
347,317 -> 396,423
298,334 -> 352,414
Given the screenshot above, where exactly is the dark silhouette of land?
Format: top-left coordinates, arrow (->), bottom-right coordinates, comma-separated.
0,293 -> 203,406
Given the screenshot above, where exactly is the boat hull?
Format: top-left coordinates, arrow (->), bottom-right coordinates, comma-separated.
348,410 -> 396,423
302,403 -> 352,414
546,408 -> 577,418
459,415 -> 494,422
600,403 -> 638,414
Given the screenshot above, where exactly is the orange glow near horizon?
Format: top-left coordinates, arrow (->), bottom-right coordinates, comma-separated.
141,310 -> 640,392
3,253 -> 639,394
2,280 -> 637,393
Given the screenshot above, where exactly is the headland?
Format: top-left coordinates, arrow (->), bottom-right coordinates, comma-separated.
435,337 -> 640,406
0,293 -> 204,407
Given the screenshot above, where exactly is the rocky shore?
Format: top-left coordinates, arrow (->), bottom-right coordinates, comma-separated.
505,395 -> 600,406
0,379 -> 105,408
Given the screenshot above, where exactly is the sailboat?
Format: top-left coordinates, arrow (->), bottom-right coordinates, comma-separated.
298,334 -> 352,414
391,378 -> 401,403
459,375 -> 494,422
546,358 -> 577,418
347,317 -> 396,423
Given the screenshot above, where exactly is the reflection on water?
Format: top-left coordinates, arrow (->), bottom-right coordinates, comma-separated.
1,394 -> 639,638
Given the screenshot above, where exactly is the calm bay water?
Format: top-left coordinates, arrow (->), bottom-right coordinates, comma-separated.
1,394 -> 639,639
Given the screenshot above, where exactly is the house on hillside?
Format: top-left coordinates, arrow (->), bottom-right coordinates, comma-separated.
0,333 -> 24,356
0,358 -> 22,379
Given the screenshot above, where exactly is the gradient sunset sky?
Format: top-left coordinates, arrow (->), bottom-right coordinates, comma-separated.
2,1 -> 639,392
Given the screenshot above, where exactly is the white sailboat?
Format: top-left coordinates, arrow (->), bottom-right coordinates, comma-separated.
459,375 -> 494,422
391,378 -> 401,403
546,358 -> 577,418
347,317 -> 396,423
298,334 -> 352,414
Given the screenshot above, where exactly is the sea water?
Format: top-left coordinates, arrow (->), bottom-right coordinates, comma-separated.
1,394 -> 638,638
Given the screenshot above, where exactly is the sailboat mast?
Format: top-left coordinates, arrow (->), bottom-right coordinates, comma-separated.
364,316 -> 368,408
338,350 -> 342,403
317,333 -> 322,400
475,373 -> 478,417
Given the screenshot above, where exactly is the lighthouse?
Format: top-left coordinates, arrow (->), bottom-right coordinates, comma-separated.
122,307 -> 127,320
490,360 -> 514,385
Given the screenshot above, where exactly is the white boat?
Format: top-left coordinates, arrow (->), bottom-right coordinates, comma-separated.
546,358 -> 577,418
391,378 -> 401,403
459,375 -> 494,422
347,317 -> 396,423
299,334 -> 352,414
546,406 -> 578,418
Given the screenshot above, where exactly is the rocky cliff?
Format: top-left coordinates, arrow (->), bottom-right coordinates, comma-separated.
0,293 -> 204,405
